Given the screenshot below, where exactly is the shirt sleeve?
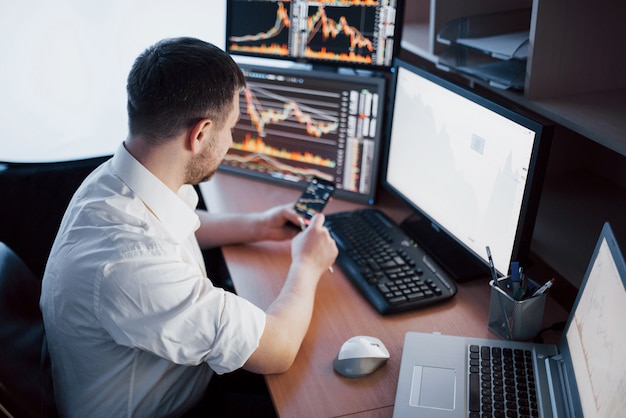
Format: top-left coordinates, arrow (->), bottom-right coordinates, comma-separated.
95,241 -> 266,373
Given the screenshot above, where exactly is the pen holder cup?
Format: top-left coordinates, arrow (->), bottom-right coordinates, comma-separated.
488,277 -> 546,341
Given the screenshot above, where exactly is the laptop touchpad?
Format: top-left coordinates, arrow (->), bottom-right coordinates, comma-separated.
409,365 -> 456,410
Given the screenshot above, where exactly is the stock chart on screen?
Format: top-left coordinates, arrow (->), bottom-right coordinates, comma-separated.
219,64 -> 387,203
226,0 -> 401,69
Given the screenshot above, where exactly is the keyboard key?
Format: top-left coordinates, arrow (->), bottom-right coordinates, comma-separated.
481,346 -> 491,360
469,373 -> 480,412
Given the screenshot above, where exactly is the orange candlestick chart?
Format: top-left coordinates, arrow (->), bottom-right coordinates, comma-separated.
221,65 -> 383,198
228,1 -> 291,57
228,1 -> 389,65
303,4 -> 374,63
225,80 -> 344,183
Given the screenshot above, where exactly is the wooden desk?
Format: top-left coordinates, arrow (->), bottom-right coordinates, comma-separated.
199,172 -> 569,418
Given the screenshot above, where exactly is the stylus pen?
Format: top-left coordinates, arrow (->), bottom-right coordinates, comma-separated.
487,246 -> 513,339
299,217 -> 334,273
486,246 -> 499,288
532,278 -> 555,296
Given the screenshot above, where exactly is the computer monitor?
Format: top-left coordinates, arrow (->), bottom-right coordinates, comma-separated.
225,0 -> 402,70
382,59 -> 552,280
219,63 -> 387,204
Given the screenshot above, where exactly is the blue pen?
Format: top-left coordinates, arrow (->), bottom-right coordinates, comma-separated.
510,261 -> 520,294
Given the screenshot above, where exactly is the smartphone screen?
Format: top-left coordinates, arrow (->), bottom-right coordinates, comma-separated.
293,177 -> 336,228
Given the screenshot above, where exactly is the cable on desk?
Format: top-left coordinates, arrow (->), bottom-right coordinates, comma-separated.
532,321 -> 566,343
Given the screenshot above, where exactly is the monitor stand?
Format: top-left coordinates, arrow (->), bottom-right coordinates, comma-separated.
400,213 -> 490,282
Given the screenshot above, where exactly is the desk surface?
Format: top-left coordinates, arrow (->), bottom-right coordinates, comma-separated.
199,172 -> 569,418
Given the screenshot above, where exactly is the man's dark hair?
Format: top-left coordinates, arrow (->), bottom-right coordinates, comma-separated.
126,37 -> 245,141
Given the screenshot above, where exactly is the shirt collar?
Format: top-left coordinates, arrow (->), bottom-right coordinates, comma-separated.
111,143 -> 200,243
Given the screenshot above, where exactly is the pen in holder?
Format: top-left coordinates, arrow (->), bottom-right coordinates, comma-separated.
488,277 -> 546,341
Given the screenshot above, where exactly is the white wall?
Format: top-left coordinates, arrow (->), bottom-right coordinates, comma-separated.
0,0 -> 226,162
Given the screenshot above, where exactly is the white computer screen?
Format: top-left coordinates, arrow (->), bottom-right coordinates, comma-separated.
385,63 -> 538,275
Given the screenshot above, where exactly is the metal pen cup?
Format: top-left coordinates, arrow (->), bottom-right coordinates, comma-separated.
488,277 -> 546,341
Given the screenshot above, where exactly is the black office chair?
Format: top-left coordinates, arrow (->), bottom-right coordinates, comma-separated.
0,242 -> 57,418
0,156 -> 111,279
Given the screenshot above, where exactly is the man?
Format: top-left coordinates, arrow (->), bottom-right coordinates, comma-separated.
40,37 -> 338,417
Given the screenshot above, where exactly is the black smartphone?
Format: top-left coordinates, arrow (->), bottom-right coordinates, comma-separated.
289,177 -> 336,230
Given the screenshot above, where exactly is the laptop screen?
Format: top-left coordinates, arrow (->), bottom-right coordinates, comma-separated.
563,223 -> 626,417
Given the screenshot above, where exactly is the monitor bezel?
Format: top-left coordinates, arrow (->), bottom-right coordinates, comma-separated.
218,62 -> 389,205
225,0 -> 405,72
380,58 -> 553,280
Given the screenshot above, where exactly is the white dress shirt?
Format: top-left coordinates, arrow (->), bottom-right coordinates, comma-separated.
41,144 -> 266,418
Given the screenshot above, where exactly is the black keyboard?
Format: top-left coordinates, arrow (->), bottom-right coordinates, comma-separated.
324,209 -> 457,314
467,344 -> 538,417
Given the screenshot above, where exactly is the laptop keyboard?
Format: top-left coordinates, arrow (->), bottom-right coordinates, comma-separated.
324,209 -> 457,315
467,344 -> 539,417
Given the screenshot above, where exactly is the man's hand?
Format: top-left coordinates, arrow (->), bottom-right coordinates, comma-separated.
290,214 -> 337,276
244,212 -> 338,374
195,202 -> 324,247
255,203 -> 306,242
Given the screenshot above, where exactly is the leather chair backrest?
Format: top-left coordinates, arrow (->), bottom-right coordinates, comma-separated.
0,242 -> 57,418
0,155 -> 111,279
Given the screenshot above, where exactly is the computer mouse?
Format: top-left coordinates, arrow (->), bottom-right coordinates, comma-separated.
333,335 -> 390,378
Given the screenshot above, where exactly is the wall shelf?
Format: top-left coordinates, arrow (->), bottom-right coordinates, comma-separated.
402,0 -> 626,157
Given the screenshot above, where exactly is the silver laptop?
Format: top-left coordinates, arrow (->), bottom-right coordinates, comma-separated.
393,222 -> 626,417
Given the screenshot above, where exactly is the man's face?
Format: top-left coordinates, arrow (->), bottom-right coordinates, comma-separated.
186,93 -> 240,184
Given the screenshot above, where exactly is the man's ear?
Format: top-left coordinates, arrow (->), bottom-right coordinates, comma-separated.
188,118 -> 212,154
